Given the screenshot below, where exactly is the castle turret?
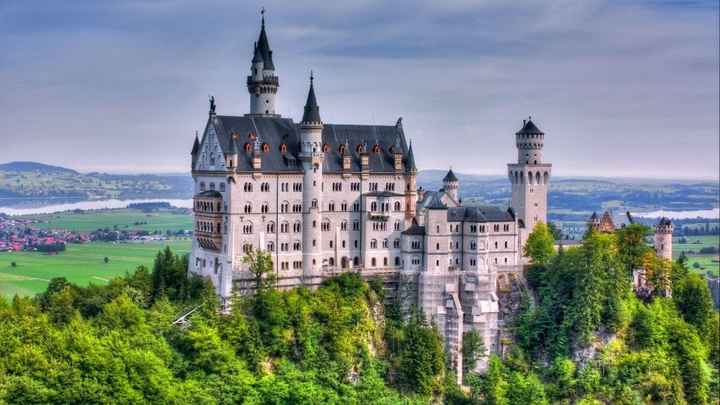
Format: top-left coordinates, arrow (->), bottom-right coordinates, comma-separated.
508,117 -> 551,249
654,217 -> 673,260
247,13 -> 279,116
443,168 -> 459,203
300,73 -> 324,283
405,141 -> 418,220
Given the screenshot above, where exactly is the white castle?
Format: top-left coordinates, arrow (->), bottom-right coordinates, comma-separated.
189,15 -> 551,380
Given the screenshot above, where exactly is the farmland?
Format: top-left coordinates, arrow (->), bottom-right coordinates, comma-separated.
674,235 -> 720,277
22,208 -> 193,233
0,240 -> 191,298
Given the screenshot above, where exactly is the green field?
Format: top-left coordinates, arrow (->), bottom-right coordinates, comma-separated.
23,208 -> 193,233
674,235 -> 720,277
0,240 -> 191,298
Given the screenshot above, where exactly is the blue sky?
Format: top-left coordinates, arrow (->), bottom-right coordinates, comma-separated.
0,0 -> 718,178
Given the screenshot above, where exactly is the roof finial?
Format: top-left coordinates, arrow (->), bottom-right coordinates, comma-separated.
209,95 -> 216,115
261,7 -> 265,26
310,70 -> 314,84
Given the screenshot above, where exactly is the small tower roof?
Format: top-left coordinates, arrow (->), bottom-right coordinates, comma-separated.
256,12 -> 275,70
516,118 -> 544,135
406,141 -> 417,173
301,73 -> 321,124
443,168 -> 458,183
658,217 -> 672,226
191,133 -> 200,155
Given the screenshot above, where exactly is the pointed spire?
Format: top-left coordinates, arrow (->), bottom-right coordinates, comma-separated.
406,140 -> 417,173
191,131 -> 200,155
301,72 -> 321,124
252,41 -> 262,64
443,168 -> 458,183
256,8 -> 275,70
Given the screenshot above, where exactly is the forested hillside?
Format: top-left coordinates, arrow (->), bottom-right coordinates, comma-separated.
0,227 -> 718,404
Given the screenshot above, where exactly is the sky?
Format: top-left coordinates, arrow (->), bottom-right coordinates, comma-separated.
0,0 -> 718,179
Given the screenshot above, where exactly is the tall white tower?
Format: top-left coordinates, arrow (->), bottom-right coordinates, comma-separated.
246,13 -> 279,116
654,218 -> 673,260
508,118 -> 552,246
299,74 -> 324,283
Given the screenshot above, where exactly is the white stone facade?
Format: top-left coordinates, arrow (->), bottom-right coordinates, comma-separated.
188,16 -> 551,383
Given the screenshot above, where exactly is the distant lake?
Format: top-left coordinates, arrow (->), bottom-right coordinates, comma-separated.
0,199 -> 193,216
633,208 -> 720,220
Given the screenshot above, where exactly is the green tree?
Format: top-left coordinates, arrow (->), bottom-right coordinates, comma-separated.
242,248 -> 276,291
398,317 -> 445,396
462,330 -> 486,378
674,273 -> 715,334
616,223 -> 651,273
524,222 -> 556,266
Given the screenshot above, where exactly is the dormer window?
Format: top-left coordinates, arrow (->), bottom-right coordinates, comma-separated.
262,143 -> 270,153
338,144 -> 346,154
356,144 -> 365,153
248,132 -> 256,141
279,143 -> 287,153
323,144 -> 330,153
372,144 -> 380,154
244,143 -> 252,152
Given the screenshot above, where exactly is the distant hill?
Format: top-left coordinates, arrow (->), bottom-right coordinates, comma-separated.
0,161 -> 193,206
0,161 -> 78,175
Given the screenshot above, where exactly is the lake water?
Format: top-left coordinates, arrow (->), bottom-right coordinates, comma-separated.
0,199 -> 194,216
633,208 -> 720,220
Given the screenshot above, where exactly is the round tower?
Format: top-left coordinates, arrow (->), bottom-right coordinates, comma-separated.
300,73 -> 324,282
443,168 -> 459,203
508,117 -> 551,247
247,13 -> 279,116
654,217 -> 673,260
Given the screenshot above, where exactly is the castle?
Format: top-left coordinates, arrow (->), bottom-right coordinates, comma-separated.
189,15 -> 551,380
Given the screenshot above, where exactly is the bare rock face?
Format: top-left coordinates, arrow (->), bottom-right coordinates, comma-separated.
571,327 -> 617,367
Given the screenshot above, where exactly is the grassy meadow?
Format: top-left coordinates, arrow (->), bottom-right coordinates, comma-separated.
23,208 -> 192,233
0,240 -> 191,298
674,235 -> 720,277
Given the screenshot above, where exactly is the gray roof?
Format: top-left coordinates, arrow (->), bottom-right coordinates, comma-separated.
516,119 -> 544,135
443,169 -> 458,183
402,222 -> 426,235
191,135 -> 200,155
256,17 -> 275,70
426,193 -> 448,210
197,115 -> 411,173
406,142 -> 417,172
301,76 -> 321,124
658,217 -> 672,226
447,205 -> 514,223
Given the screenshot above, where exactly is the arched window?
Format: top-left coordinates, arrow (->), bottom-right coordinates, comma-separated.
370,201 -> 377,212
266,222 -> 275,233
262,143 -> 270,153
370,239 -> 378,249
394,257 -> 400,266
356,144 -> 365,153
394,201 -> 401,211
322,144 -> 330,152
371,257 -> 376,267
219,183 -> 225,192
536,171 -> 541,184
244,202 -> 252,213
354,257 -> 360,266
338,144 -> 346,154
279,143 -> 288,153
372,144 -> 380,154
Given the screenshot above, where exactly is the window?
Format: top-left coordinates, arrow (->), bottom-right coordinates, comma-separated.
328,202 -> 335,211
341,202 -> 348,211
394,220 -> 401,231
350,182 -> 360,191
281,222 -> 289,233
329,241 -> 333,248
312,199 -> 318,208
266,222 -> 275,233
382,239 -> 389,248
386,183 -> 395,191
281,243 -> 289,252
199,182 -> 206,191
436,243 -> 440,250
266,242 -> 274,252
470,241 -> 476,250
354,240 -> 358,248
394,201 -> 401,211
219,183 -> 225,192
321,220 -> 331,232
244,202 -> 252,213
370,202 -> 377,212
281,202 -> 289,213
371,258 -> 376,267
411,240 -> 421,249
370,239 -> 378,249
261,182 -> 270,192
383,257 -> 388,266
293,241 -> 301,251
292,203 -> 302,213
210,183 -> 216,190
261,203 -> 269,213
353,202 -> 360,212
494,241 -> 498,249
352,221 -> 360,231
293,183 -> 302,192
394,257 -> 400,266
504,241 -> 508,248
293,222 -> 301,233
503,224 -> 510,232
243,182 -> 253,192
393,239 -> 400,248
332,182 -> 342,191
340,221 -> 347,231
369,182 -> 378,191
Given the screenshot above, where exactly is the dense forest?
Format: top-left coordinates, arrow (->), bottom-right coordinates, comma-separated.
0,224 -> 718,404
